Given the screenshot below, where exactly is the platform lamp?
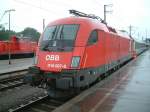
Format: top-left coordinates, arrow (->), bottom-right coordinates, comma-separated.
5,9 -> 15,64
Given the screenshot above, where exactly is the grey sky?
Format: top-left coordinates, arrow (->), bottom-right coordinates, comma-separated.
0,0 -> 150,40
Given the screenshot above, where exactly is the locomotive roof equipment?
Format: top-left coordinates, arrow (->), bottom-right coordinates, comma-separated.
69,9 -> 106,24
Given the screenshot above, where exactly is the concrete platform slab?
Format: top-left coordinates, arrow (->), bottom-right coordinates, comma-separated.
0,58 -> 34,74
53,49 -> 150,112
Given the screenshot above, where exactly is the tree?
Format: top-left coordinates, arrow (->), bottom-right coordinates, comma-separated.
0,27 -> 40,41
0,24 -> 5,30
0,29 -> 16,41
19,27 -> 41,41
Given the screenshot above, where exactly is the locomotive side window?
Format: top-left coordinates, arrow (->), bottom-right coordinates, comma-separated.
87,30 -> 98,45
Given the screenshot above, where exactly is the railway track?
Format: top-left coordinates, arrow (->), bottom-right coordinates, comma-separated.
0,69 -> 27,76
0,70 -> 27,91
0,69 -> 67,112
8,95 -> 66,112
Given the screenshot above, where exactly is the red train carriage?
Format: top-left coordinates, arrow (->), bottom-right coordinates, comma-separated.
133,40 -> 148,56
0,36 -> 37,59
25,10 -> 143,98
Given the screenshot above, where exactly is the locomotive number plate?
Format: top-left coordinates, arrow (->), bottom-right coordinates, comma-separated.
47,64 -> 67,69
46,55 -> 59,61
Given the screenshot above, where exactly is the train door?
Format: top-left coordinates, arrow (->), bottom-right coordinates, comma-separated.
103,32 -> 110,74
132,39 -> 136,58
98,30 -> 106,75
83,30 -> 99,67
115,35 -> 121,67
82,30 -> 105,69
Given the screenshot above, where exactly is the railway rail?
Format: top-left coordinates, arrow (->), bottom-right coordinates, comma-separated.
0,70 -> 27,91
8,95 -> 66,112
0,69 -> 27,76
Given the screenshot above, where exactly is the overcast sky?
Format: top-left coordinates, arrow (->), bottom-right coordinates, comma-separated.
0,0 -> 150,40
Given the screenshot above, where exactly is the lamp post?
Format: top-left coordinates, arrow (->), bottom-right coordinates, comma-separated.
104,4 -> 113,23
5,9 -> 15,64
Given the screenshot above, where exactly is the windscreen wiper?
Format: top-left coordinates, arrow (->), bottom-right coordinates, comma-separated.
60,26 -> 64,40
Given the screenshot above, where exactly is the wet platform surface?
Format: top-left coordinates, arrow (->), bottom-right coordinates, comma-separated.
0,58 -> 34,74
53,49 -> 150,112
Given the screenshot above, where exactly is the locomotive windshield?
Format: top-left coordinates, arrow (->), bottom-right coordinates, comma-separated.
40,24 -> 79,52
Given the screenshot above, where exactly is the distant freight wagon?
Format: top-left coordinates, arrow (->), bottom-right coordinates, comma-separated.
0,36 -> 37,59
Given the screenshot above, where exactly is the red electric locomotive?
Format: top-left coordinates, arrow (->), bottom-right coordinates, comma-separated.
25,10 -> 143,98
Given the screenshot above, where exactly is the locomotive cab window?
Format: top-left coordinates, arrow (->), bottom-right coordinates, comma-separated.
87,30 -> 98,45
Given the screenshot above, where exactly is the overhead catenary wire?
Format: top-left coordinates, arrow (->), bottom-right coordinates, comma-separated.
13,0 -> 59,16
0,11 -> 7,22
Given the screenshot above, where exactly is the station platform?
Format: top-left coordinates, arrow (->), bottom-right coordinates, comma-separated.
53,49 -> 150,112
0,58 -> 34,74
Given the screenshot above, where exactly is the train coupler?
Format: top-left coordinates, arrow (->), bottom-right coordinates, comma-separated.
23,66 -> 43,86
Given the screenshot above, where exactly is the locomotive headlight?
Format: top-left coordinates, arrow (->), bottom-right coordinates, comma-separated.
71,56 -> 80,68
34,55 -> 38,65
